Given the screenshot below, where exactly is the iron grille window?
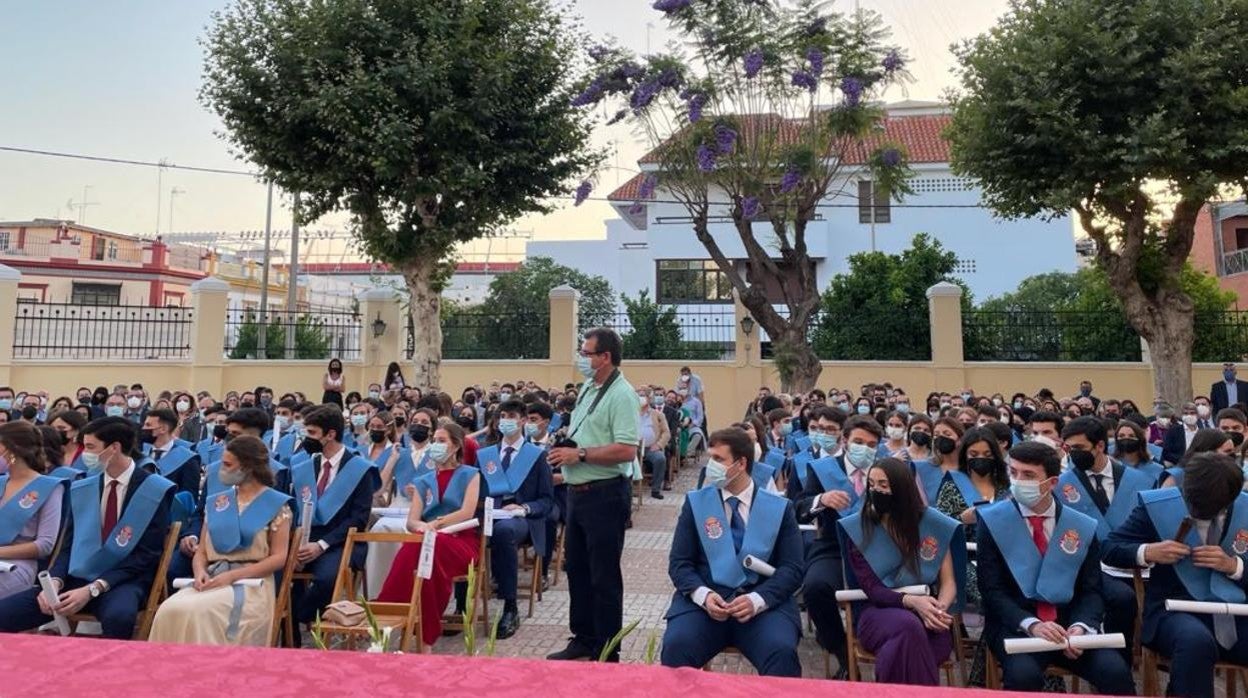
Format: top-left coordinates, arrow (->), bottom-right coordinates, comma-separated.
71,282 -> 121,306
656,260 -> 732,304
857,180 -> 891,224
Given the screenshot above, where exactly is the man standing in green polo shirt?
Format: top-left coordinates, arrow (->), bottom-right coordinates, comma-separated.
546,327 -> 638,662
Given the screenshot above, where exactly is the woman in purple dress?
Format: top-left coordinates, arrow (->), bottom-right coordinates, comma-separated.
0,422 -> 65,600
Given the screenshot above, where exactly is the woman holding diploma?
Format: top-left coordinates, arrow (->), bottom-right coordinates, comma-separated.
838,457 -> 960,685
149,435 -> 291,645
0,422 -> 64,600
375,421 -> 480,651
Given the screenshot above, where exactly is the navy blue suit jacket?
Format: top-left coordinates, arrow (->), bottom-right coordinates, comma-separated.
1161,425 -> 1191,467
141,449 -> 201,496
1103,498 -> 1248,643
1212,379 -> 1248,413
794,455 -> 850,561
310,451 -> 380,563
51,467 -> 173,592
478,445 -> 555,555
665,489 -> 803,627
976,500 -> 1103,646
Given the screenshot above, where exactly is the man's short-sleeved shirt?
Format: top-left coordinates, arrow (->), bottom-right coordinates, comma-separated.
563,372 -> 638,485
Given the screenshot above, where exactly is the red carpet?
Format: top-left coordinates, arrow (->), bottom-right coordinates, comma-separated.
2,634 -> 1037,697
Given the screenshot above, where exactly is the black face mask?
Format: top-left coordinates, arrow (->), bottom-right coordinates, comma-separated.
409,424 -> 430,443
302,436 -> 324,455
1069,449 -> 1097,471
21,406 -> 38,421
394,415 -> 406,426
1229,431 -> 1246,448
933,435 -> 957,455
457,417 -> 476,430
967,457 -> 997,477
212,424 -> 228,440
909,431 -> 932,448
58,431 -> 71,446
78,395 -> 91,405
140,429 -> 157,445
870,490 -> 895,517
1116,437 -> 1141,454
463,394 -> 477,406
369,430 -> 387,444
93,393 -> 107,405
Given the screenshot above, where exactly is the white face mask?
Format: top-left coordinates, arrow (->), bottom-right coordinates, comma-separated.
220,468 -> 245,487
176,400 -> 190,413
1197,405 -> 1211,418
704,458 -> 730,489
1156,417 -> 1171,428
885,426 -> 906,441
126,396 -> 142,409
1183,414 -> 1198,427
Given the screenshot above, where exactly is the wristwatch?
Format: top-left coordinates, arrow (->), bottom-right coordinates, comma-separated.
577,448 -> 587,463
88,581 -> 103,598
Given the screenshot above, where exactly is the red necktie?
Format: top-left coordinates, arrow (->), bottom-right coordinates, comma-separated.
316,459 -> 332,497
1027,515 -> 1058,623
101,480 -> 119,542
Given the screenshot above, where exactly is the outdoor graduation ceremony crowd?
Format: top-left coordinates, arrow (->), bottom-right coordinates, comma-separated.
5,327 -> 1248,698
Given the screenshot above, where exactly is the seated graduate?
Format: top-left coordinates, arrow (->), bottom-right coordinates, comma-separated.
934,426 -> 1009,609
782,406 -> 843,501
475,399 -> 553,639
839,456 -> 961,686
661,427 -> 803,677
140,408 -> 201,496
364,408 -> 435,598
526,401 -> 565,584
195,406 -> 230,469
1160,428 -> 1235,489
912,417 -> 965,505
0,422 -> 66,600
1104,452 -> 1248,698
976,441 -> 1134,695
1113,419 -> 1165,484
375,421 -> 481,652
0,416 -> 173,639
267,398 -> 301,464
149,435 -> 291,646
47,409 -> 88,480
289,405 -> 379,632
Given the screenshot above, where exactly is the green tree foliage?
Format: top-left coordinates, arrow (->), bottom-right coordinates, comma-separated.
201,0 -> 600,386
229,314 -> 332,360
946,0 -> 1248,402
571,0 -> 914,390
813,234 -> 964,360
486,257 -> 615,331
619,290 -> 687,361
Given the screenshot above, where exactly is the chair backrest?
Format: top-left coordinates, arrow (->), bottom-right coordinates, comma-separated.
334,528 -> 427,652
135,520 -> 181,640
270,527 -> 302,647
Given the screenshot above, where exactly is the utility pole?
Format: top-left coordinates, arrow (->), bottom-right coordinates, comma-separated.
285,192 -> 301,357
168,186 -> 185,234
258,181 -> 274,356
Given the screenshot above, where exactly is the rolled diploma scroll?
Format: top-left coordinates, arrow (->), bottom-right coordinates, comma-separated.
371,507 -> 410,519
835,585 -> 929,602
37,571 -> 70,636
743,555 -> 776,577
298,500 -> 315,547
440,518 -> 481,535
171,578 -> 264,590
0,560 -> 16,573
1165,599 -> 1248,616
965,542 -> 978,553
798,524 -> 817,532
1004,632 -> 1125,655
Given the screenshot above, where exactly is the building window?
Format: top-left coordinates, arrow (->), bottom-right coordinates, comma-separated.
71,282 -> 122,306
0,232 -> 9,250
857,180 -> 891,224
1236,228 -> 1248,251
656,260 -> 733,304
90,237 -> 106,260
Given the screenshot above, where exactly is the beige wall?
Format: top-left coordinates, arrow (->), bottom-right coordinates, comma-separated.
0,269 -> 1235,429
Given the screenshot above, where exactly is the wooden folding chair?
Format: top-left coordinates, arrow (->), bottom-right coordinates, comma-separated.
840,592 -> 965,685
985,648 -> 1082,692
1134,569 -> 1248,697
701,645 -> 743,671
315,527 -> 426,653
269,528 -> 302,647
443,533 -> 491,634
518,542 -> 544,618
67,521 -> 180,640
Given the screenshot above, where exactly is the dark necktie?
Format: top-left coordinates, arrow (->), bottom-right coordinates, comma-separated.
152,449 -> 164,462
1027,515 -> 1058,622
728,497 -> 745,553
316,457 -> 332,496
502,446 -> 514,471
101,480 -> 120,542
1089,474 -> 1110,512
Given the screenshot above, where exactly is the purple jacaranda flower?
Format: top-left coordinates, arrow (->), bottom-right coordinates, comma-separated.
687,93 -> 708,123
657,69 -> 682,89
804,17 -> 827,36
571,77 -> 605,107
574,181 -> 593,206
696,145 -> 717,172
588,45 -> 610,62
841,76 -> 864,106
791,70 -> 817,92
628,202 -> 646,216
630,79 -> 661,112
742,196 -> 761,219
881,148 -> 902,167
653,0 -> 691,14
780,168 -> 801,193
807,48 -> 825,76
638,174 -> 658,199
883,49 -> 904,74
744,49 -> 764,78
713,124 -> 738,154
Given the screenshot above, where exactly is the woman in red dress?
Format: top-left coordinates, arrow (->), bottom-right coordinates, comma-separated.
375,420 -> 480,651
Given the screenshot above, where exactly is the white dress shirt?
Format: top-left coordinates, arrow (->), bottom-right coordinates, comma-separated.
102,460 -> 136,512
691,480 -> 768,615
1086,461 -> 1116,503
1015,497 -> 1098,634
1228,381 -> 1239,407
314,447 -> 348,551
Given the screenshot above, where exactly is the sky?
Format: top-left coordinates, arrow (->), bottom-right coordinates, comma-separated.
0,0 -> 1014,264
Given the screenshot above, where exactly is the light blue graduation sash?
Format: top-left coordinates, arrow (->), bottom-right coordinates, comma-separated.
413,466 -> 477,521
289,453 -> 376,526
943,470 -> 983,508
839,507 -> 959,588
762,449 -> 786,473
390,448 -> 430,495
49,463 -> 88,481
752,462 -> 777,490
147,444 -> 195,479
977,501 -> 1097,605
912,460 -> 945,504
1139,489 -> 1248,603
1132,460 -> 1165,484
69,473 -> 173,581
1164,467 -> 1184,488
687,486 -> 787,589
197,438 -> 224,468
1147,443 -> 1163,461
205,458 -> 288,496
274,432 -> 299,464
0,475 -> 63,545
790,451 -> 817,483
810,458 -> 862,514
476,442 -> 540,497
1057,465 -> 1153,541
205,486 -> 291,553
793,432 -> 811,453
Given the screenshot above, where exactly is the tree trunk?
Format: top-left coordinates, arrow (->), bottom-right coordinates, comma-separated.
772,326 -> 822,393
1135,300 -> 1196,408
401,254 -> 443,388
